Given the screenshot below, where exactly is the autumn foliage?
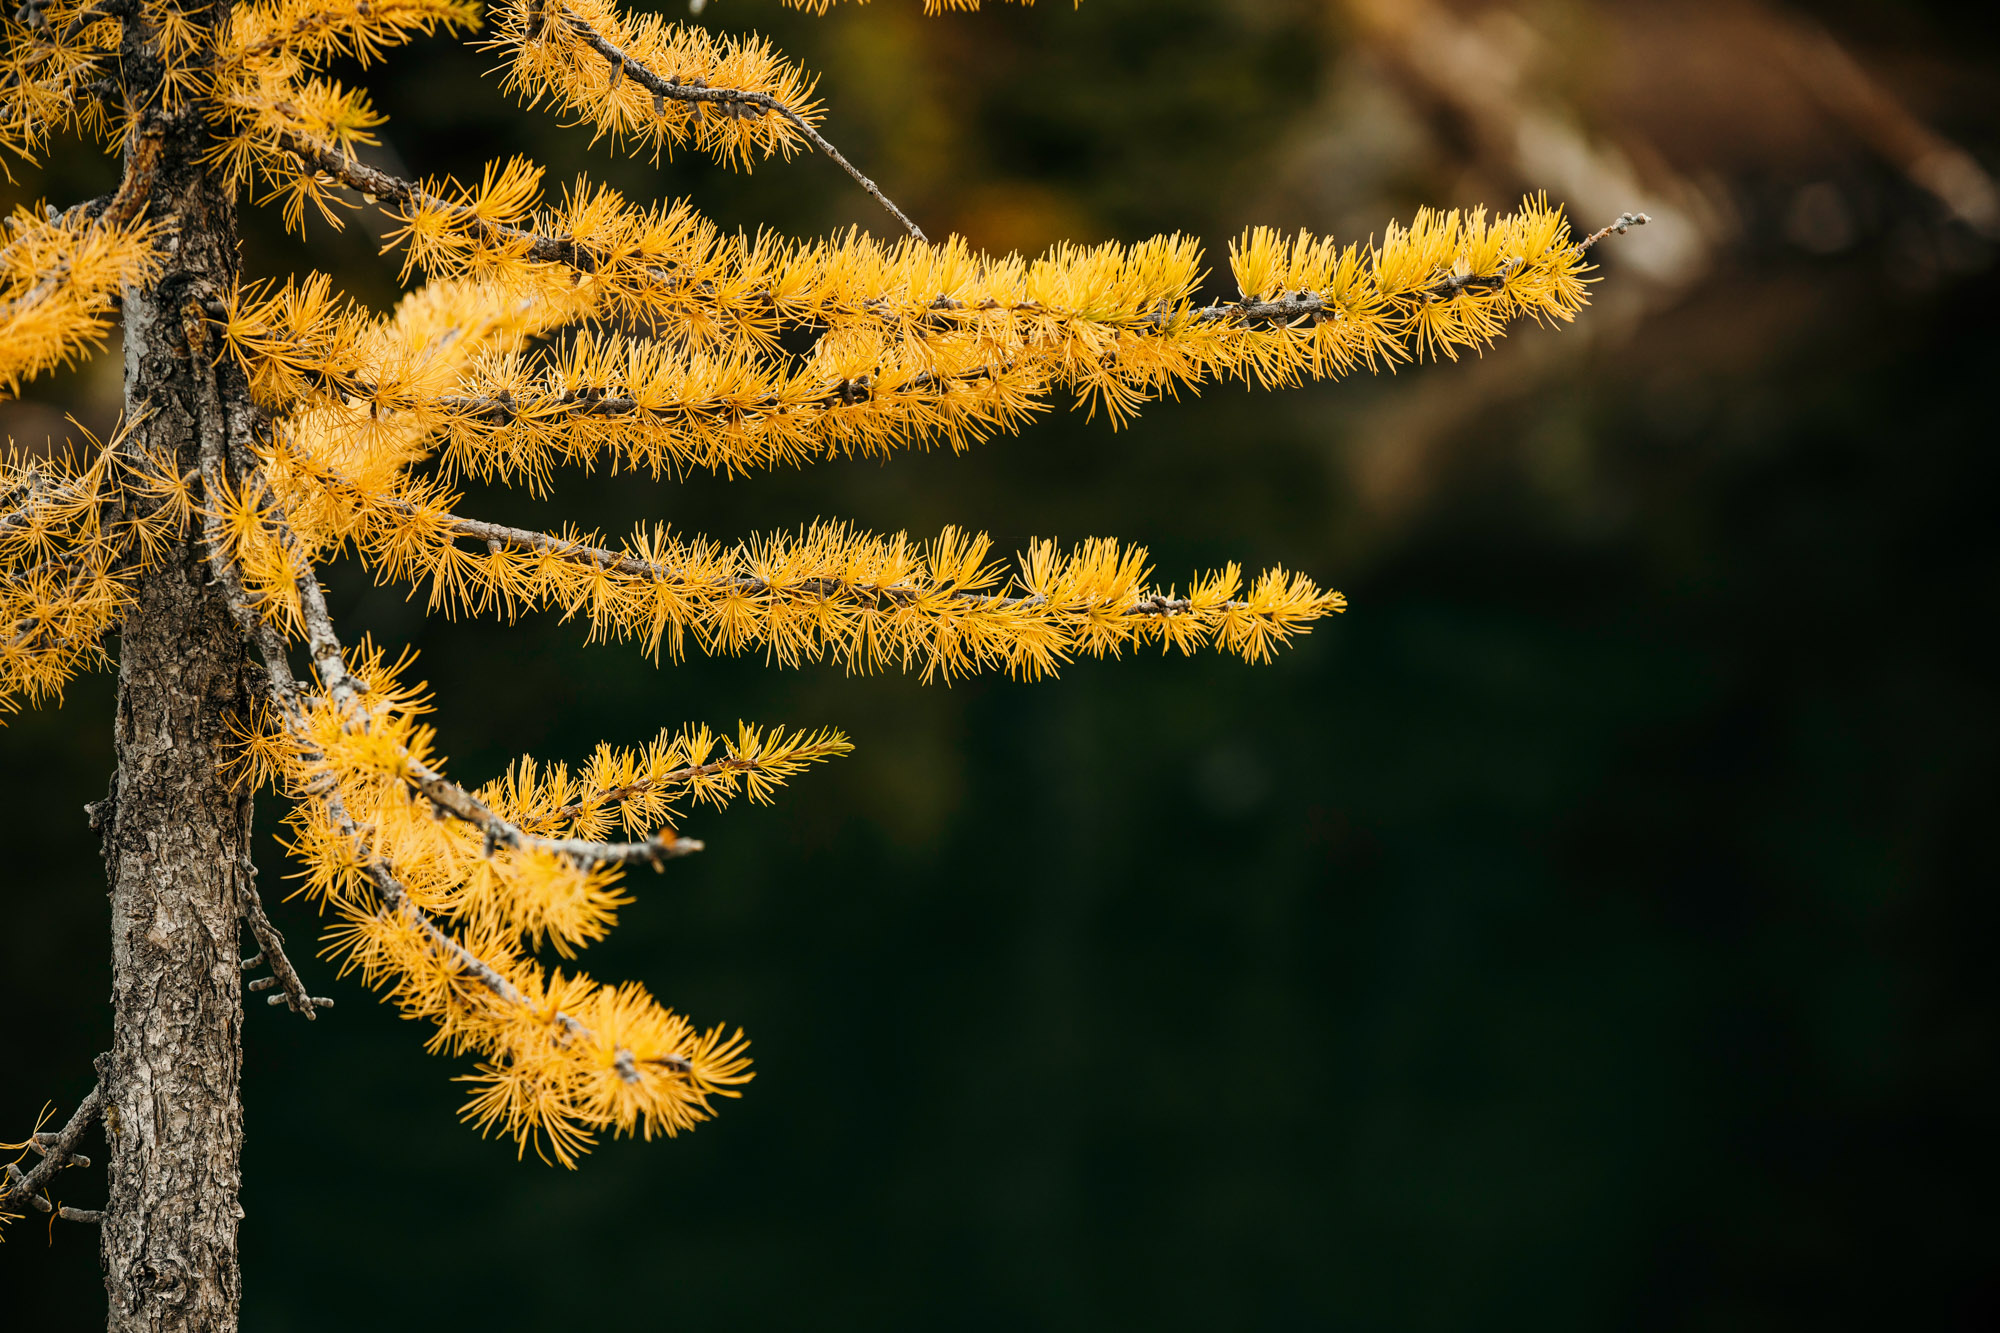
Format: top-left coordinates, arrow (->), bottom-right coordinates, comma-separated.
1,0 -> 1603,1175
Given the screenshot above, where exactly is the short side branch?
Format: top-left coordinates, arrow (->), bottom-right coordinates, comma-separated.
271,131 -> 592,268
239,868 -> 334,1017
1,1081 -> 103,1220
1575,211 -> 1651,253
282,540 -> 701,868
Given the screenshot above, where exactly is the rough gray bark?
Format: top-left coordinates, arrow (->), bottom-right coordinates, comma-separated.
98,6 -> 254,1330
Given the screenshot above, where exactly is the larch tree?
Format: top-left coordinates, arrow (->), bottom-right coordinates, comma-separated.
0,0 -> 1643,1326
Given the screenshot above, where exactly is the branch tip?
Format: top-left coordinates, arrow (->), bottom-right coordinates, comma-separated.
1576,210 -> 1652,253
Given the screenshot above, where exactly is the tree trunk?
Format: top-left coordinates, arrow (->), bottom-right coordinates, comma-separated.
98,7 -> 253,1330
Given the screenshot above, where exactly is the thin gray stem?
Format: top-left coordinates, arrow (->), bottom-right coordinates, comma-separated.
239,870 -> 334,1017
1574,211 -> 1651,253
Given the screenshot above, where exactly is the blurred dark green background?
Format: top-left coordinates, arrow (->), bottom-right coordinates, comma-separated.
6,1 -> 1999,1327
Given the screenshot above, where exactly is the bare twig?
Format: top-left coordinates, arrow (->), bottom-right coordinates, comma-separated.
239,867 -> 334,1018
23,1136 -> 89,1169
1,1082 -> 102,1219
1574,211 -> 1651,253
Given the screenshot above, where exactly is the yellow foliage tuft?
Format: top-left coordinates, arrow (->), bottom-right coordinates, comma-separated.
0,1 -> 123,162
486,0 -> 824,169
0,206 -> 159,400
0,427 -> 190,714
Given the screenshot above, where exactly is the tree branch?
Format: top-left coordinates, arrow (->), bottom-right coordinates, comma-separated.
0,118 -> 164,324
554,5 -> 927,240
186,329 -> 695,872
0,1081 -> 102,1220
410,501 -> 1266,621
1195,213 -> 1649,325
270,129 -> 600,269
283,529 -> 702,868
285,454 -> 1289,629
239,867 -> 334,1017
194,420 -> 691,1084
1574,211 -> 1651,253
255,127 -> 1647,370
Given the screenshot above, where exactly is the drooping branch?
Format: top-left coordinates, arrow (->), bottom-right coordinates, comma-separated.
194,411 -> 693,1085
280,525 -> 703,868
183,318 -> 702,876
228,438 -> 702,869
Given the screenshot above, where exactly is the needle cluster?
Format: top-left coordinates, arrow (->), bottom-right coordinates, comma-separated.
0,202 -> 157,398
0,431 -> 192,710
0,0 -> 121,162
488,0 -> 824,168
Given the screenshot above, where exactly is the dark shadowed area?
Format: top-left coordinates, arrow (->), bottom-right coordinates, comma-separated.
5,1 -> 1997,1328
